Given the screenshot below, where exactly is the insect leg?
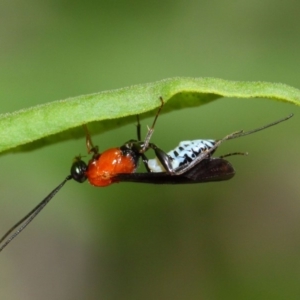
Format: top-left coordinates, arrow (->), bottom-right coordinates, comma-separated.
83,125 -> 99,159
148,143 -> 175,174
140,153 -> 152,172
219,152 -> 248,159
142,97 -> 164,152
136,115 -> 142,141
225,114 -> 293,141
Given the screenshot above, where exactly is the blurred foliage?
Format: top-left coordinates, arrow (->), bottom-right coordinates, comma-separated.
0,1 -> 300,300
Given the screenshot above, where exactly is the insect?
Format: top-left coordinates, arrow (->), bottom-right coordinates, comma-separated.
0,97 -> 293,252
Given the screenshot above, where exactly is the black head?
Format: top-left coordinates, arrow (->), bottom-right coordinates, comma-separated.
70,158 -> 88,183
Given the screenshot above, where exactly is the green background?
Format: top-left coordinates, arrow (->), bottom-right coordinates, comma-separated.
1,1 -> 299,299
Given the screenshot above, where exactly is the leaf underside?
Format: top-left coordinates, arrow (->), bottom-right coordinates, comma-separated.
0,77 -> 299,154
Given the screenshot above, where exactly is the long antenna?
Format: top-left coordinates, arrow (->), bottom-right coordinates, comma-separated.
0,175 -> 72,252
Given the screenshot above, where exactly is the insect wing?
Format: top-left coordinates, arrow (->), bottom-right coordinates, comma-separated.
182,158 -> 235,182
114,158 -> 235,184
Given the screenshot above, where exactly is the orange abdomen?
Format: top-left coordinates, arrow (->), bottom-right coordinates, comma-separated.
86,148 -> 137,187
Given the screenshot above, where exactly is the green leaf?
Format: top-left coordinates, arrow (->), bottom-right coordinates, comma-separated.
0,77 -> 299,154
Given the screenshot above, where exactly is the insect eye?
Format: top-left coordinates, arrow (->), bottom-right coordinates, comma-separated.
70,159 -> 88,183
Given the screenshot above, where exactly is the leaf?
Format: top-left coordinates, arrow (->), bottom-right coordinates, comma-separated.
0,77 -> 299,154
